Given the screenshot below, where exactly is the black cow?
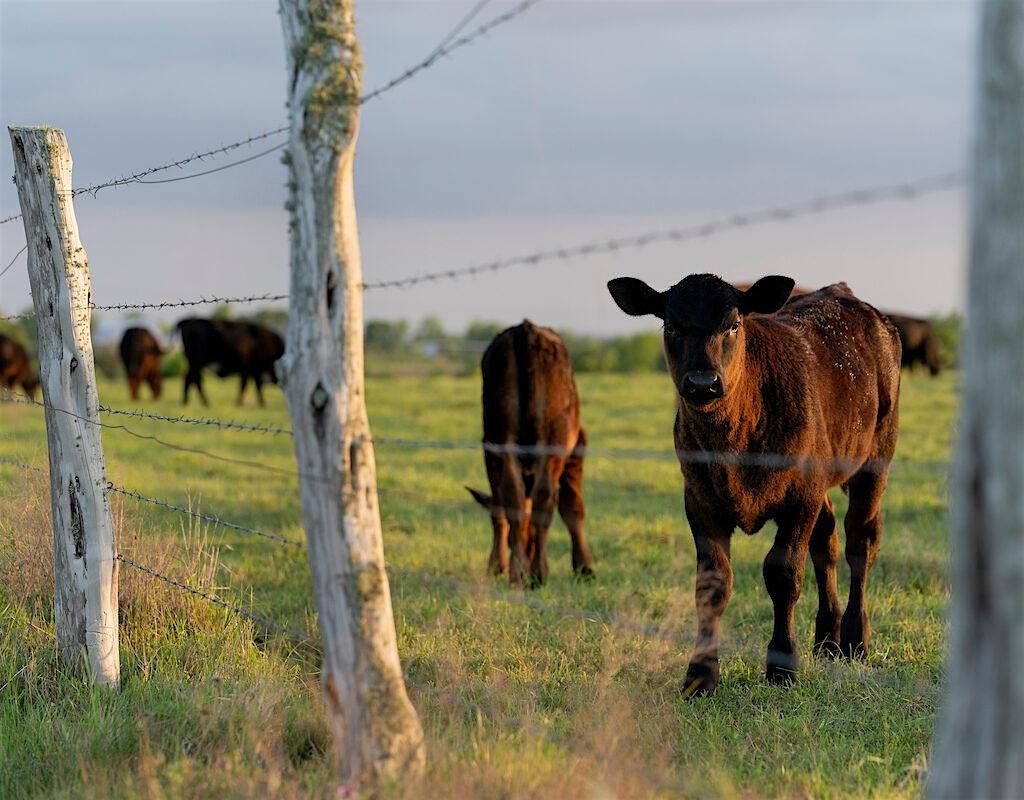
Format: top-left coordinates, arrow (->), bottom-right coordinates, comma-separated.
176,318 -> 285,406
884,313 -> 942,376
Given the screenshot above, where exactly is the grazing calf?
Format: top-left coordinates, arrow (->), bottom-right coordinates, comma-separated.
884,313 -> 942,376
608,274 -> 901,695
466,320 -> 595,587
119,327 -> 164,400
0,333 -> 38,399
176,318 -> 285,406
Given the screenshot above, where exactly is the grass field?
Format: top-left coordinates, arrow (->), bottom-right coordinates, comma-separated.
0,367 -> 957,799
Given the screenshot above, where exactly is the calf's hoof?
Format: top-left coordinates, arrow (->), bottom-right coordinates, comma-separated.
766,649 -> 799,686
681,659 -> 719,699
574,565 -> 596,581
840,612 -> 870,660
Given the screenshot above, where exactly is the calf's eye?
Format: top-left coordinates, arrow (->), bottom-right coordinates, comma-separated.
727,322 -> 740,336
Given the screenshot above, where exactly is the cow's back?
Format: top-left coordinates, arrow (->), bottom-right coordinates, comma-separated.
481,320 -> 579,454
771,284 -> 901,465
120,328 -> 160,369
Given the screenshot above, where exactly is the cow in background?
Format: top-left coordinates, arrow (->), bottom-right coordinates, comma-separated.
0,333 -> 38,399
176,318 -> 285,406
884,313 -> 942,376
466,319 -> 595,587
119,327 -> 163,400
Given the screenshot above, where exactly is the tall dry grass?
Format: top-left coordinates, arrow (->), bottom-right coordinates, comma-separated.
2,472 -> 736,799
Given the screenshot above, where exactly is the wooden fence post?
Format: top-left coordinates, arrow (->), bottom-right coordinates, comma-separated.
927,1 -> 1024,797
277,1 -> 425,791
8,125 -> 120,688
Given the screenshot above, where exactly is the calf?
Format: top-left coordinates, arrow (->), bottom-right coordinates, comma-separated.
608,274 -> 901,695
176,318 -> 284,406
0,333 -> 38,399
466,320 -> 595,587
119,327 -> 163,400
885,313 -> 942,376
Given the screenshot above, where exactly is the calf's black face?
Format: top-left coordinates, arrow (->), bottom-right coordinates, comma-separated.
607,273 -> 795,407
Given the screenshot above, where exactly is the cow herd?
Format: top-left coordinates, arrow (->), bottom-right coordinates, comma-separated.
475,274 -> 908,696
0,277 -> 941,695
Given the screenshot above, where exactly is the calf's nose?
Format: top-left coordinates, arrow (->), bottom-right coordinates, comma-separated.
681,371 -> 723,398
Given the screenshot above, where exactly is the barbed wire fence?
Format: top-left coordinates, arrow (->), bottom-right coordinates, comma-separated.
0,0 -> 959,756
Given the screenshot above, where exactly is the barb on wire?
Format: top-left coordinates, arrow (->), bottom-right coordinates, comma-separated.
98,404 -> 293,436
108,481 -> 304,548
360,0 -> 542,104
1,245 -> 28,279
116,553 -> 316,644
362,171 -> 964,290
0,213 -> 22,226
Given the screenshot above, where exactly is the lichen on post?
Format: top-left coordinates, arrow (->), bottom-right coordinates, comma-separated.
277,0 -> 425,791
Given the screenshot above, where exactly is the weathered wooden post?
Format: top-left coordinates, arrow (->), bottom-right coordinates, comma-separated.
8,126 -> 120,688
277,0 -> 425,791
927,1 -> 1024,797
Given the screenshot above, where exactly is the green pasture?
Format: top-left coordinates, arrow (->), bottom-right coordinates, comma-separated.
0,368 -> 957,798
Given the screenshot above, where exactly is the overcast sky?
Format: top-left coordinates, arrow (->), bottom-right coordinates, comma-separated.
0,0 -> 976,334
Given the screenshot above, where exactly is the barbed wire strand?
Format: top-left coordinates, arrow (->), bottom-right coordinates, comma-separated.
107,482 -> 304,548
97,404 -> 293,435
91,292 -> 289,313
0,455 -> 45,473
133,143 -> 287,185
363,171 -> 964,290
0,245 -> 28,279
0,392 -> 328,483
360,0 -> 541,105
1,292 -> 289,322
115,553 -> 317,644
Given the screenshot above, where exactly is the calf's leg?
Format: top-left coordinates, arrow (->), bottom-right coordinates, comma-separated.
809,495 -> 842,656
683,495 -> 734,697
841,468 -> 888,659
149,370 -> 162,400
763,507 -> 816,685
489,451 -> 530,586
483,451 -> 512,575
528,457 -> 562,588
558,430 -> 594,577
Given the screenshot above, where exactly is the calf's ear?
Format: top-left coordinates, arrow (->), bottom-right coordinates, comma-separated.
607,277 -> 665,318
738,276 -> 795,315
466,487 -> 492,508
